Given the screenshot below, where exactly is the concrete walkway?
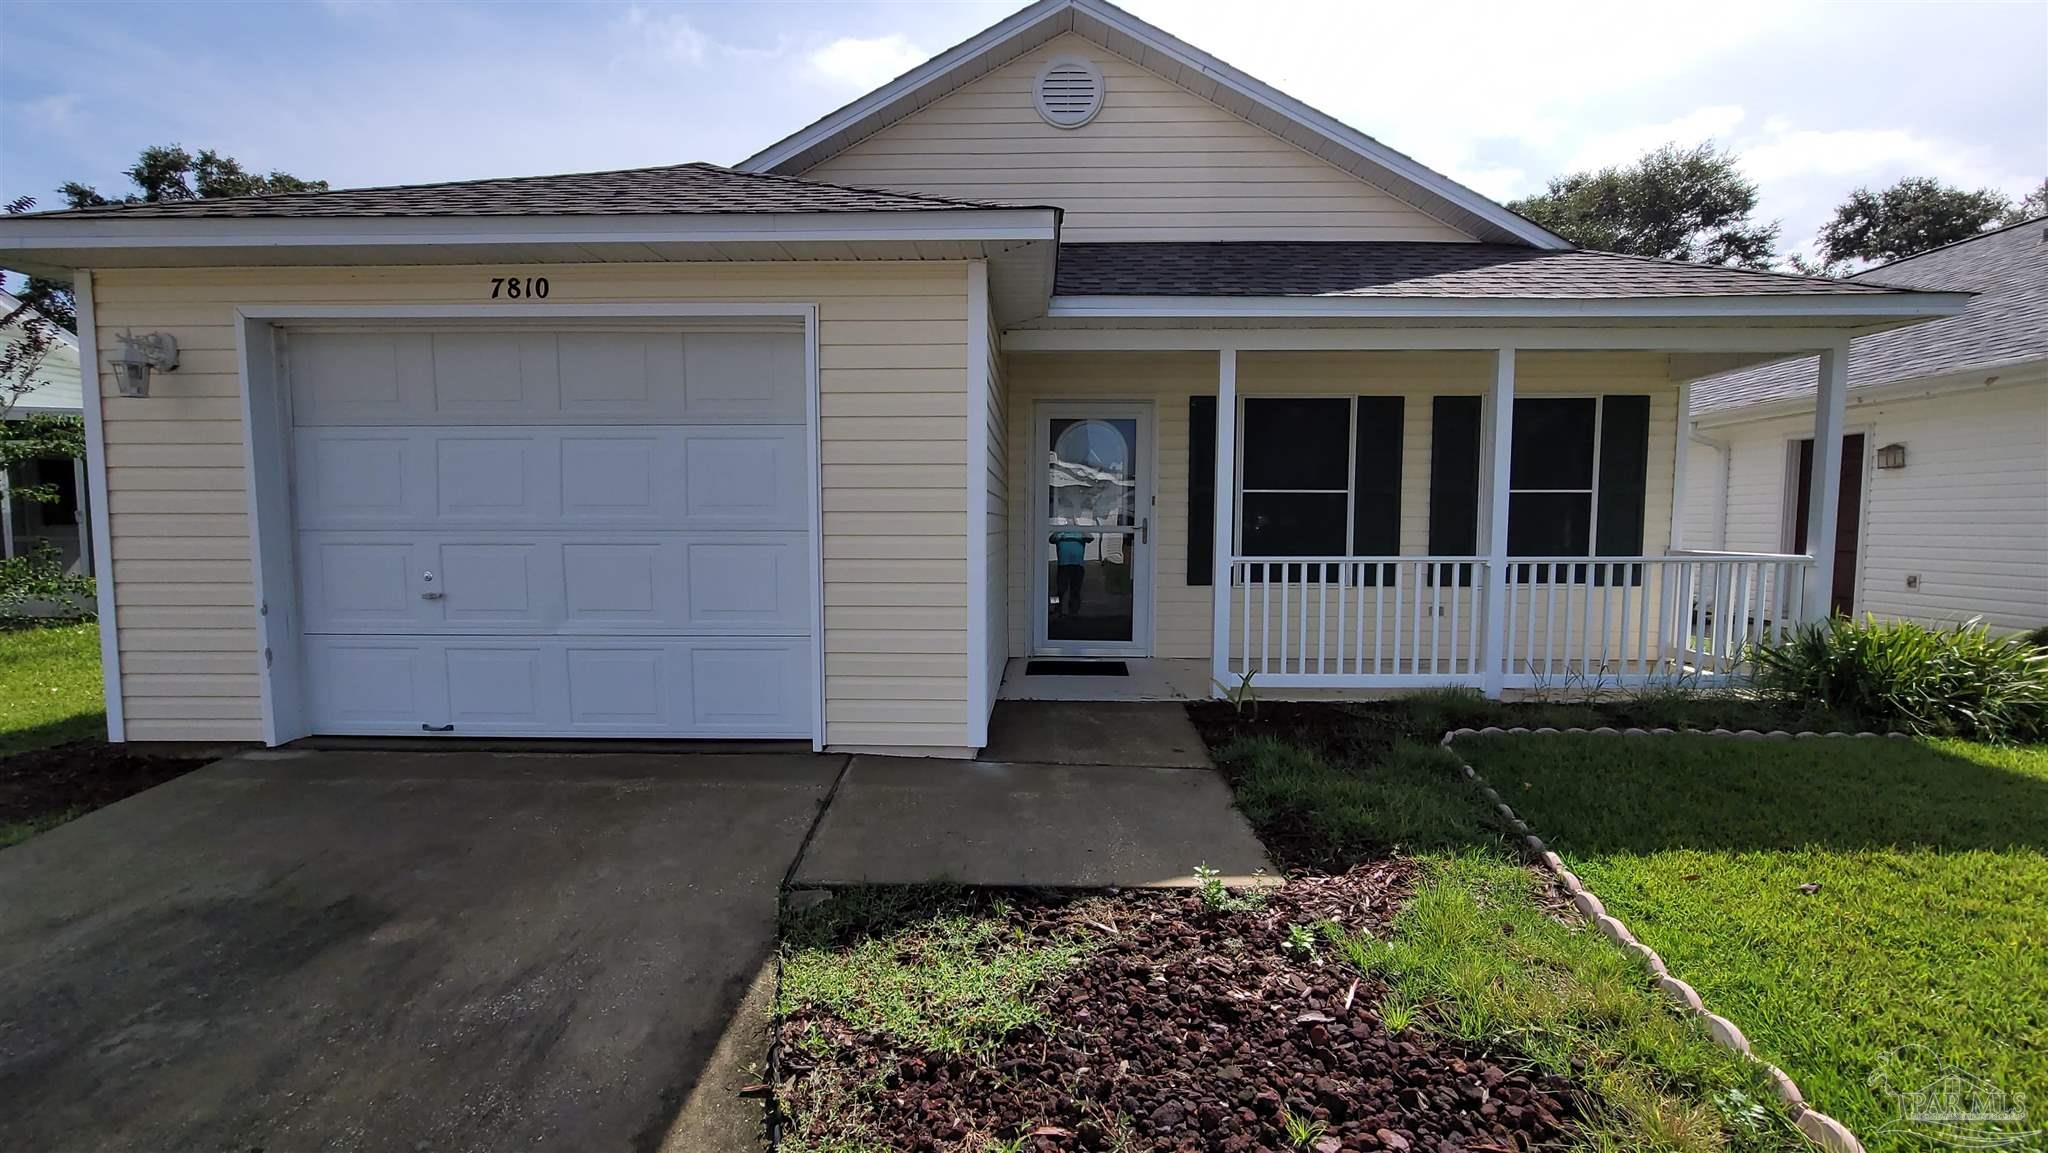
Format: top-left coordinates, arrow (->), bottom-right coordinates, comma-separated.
794,702 -> 1274,888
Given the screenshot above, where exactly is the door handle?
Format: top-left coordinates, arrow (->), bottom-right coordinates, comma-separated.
421,591 -> 444,601
422,723 -> 454,733
1139,518 -> 1149,544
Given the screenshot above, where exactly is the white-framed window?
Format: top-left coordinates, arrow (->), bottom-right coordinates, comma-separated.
1502,395 -> 1651,583
1233,396 -> 1403,581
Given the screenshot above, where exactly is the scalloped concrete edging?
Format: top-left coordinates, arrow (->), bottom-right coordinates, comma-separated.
1439,724 -> 1901,1153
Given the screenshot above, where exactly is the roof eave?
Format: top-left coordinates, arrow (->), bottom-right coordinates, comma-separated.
1693,354 -> 2048,427
737,0 -> 1568,250
0,207 -> 1062,277
1045,292 -> 1974,323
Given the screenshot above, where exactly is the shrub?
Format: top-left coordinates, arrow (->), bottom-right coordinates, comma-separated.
0,542 -> 95,624
1751,616 -> 2048,741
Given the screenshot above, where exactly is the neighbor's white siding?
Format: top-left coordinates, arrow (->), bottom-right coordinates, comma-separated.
806,33 -> 1473,244
1006,351 -> 1681,659
89,262 -> 976,749
1691,373 -> 2048,631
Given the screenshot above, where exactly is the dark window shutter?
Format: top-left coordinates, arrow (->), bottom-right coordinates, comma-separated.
1352,397 -> 1402,584
1595,395 -> 1650,557
1429,395 -> 1482,553
1428,396 -> 1482,588
1188,395 -> 1216,585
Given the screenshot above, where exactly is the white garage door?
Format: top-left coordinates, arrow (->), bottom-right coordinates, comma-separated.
286,325 -> 813,737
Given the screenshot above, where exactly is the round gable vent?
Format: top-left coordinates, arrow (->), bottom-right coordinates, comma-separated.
1034,57 -> 1105,128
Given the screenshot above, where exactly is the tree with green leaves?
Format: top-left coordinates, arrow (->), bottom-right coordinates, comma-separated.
1814,177 -> 2014,269
0,295 -> 93,618
1508,142 -> 1780,269
2010,179 -> 2048,224
5,145 -> 327,334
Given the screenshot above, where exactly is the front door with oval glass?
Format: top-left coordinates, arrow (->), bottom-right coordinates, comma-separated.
1034,403 -> 1151,656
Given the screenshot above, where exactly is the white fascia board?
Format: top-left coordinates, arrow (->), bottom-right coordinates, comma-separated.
1006,326 -> 1941,355
1047,292 -> 1973,322
0,209 -> 1060,255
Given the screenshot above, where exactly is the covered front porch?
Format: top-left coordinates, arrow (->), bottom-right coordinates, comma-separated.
999,328 -> 1861,701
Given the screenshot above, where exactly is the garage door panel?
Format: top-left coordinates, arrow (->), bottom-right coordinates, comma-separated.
304,639 -> 442,729
681,430 -> 809,527
681,643 -> 810,734
567,647 -> 667,728
445,645 -> 548,725
683,332 -> 807,423
435,542 -> 554,624
430,332 -> 561,418
683,538 -> 810,631
300,538 -> 435,631
435,436 -> 553,521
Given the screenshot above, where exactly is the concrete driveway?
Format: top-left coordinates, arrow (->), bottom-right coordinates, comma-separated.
0,747 -> 842,1153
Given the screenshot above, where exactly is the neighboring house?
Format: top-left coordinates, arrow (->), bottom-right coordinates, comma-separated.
1685,221 -> 2047,632
0,289 -> 92,578
0,0 -> 1967,755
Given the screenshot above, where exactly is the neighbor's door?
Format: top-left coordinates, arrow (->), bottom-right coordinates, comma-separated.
1034,402 -> 1152,656
1792,433 -> 1865,617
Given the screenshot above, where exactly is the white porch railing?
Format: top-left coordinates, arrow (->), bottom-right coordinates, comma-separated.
1222,552 -> 1812,692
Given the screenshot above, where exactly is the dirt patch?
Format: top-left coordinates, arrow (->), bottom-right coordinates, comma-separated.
1188,701 -> 1411,768
1,742 -> 216,832
776,867 -> 1580,1152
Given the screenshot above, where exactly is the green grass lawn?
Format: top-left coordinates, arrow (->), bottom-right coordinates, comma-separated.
1455,733 -> 2048,1151
0,621 -> 104,755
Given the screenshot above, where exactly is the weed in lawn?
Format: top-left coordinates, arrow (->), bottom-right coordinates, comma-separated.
983,1137 -> 1027,1153
778,887 -> 1091,1058
1279,1107 -> 1329,1151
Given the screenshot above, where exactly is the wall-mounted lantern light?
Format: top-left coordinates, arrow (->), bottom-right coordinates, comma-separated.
111,330 -> 179,398
1874,442 -> 1908,470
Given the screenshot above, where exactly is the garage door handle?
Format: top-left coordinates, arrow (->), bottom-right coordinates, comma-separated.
421,591 -> 444,601
422,723 -> 454,733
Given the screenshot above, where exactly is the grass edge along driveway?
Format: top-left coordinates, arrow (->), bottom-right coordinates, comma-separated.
1455,732 -> 2048,1153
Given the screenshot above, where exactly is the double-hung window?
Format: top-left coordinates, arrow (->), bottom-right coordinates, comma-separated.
1505,396 -> 1650,583
1229,396 -> 1402,583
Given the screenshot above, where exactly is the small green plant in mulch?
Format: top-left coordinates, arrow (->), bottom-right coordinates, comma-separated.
1753,615 -> 2048,741
1192,862 -> 1266,914
1324,854 -> 1805,1153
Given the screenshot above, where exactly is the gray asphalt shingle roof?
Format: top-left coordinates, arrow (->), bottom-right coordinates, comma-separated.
23,162 -> 1025,218
1053,242 -> 1904,299
1692,219 -> 2048,415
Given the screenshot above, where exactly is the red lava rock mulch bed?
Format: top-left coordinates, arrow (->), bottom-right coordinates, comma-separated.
776,865 -> 1581,1153
0,741 -> 218,832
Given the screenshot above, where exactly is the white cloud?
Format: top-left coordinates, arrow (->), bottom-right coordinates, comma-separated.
621,4 -> 708,64
807,34 -> 926,90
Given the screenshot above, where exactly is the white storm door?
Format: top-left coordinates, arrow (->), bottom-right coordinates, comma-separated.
1032,401 -> 1153,657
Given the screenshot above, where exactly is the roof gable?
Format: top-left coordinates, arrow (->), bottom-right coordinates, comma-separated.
802,33 -> 1475,243
739,0 -> 1565,248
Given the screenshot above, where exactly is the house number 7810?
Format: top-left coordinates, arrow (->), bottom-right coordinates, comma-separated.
489,276 -> 549,299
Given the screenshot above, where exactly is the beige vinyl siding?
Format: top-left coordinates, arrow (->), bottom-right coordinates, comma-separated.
1006,351 -> 1680,661
805,34 -> 1473,244
90,262 -> 974,748
1691,375 -> 2048,632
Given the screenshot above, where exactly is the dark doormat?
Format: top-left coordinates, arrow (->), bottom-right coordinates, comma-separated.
1025,660 -> 1130,677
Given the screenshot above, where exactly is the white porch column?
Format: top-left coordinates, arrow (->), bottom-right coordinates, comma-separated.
1479,347 -> 1515,697
1669,376 -> 1692,552
1802,342 -> 1850,620
1210,348 -> 1238,695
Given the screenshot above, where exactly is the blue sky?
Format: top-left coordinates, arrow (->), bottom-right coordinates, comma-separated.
2,0 -> 2042,262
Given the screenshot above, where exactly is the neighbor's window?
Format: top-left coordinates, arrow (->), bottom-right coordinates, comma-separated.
1235,396 -> 1403,582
